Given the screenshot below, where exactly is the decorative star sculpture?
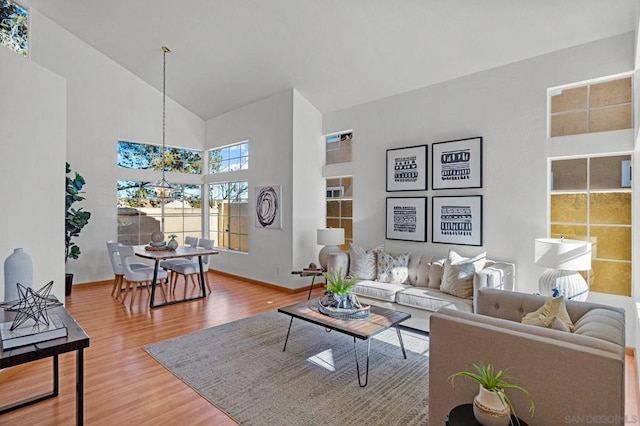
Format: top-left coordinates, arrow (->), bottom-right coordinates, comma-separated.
1,281 -> 62,330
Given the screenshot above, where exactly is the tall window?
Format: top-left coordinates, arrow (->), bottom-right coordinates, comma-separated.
118,140 -> 202,174
549,76 -> 632,137
326,131 -> 352,165
326,177 -> 352,251
209,182 -> 249,252
550,155 -> 632,296
209,141 -> 249,174
117,180 -> 202,245
0,0 -> 27,57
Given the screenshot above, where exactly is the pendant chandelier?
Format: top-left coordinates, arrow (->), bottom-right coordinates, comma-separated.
144,46 -> 178,202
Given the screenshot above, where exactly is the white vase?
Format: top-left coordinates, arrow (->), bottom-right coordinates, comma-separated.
4,248 -> 34,302
473,386 -> 511,426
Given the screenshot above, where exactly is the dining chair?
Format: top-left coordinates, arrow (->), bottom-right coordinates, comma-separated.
159,236 -> 198,281
169,238 -> 215,296
106,241 -> 148,300
118,245 -> 169,308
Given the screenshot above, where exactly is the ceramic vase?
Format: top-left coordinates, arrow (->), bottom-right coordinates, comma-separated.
4,248 -> 34,302
167,236 -> 179,250
473,386 -> 511,426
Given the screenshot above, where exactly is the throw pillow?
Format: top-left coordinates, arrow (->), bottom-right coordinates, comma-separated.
376,251 -> 410,284
428,259 -> 445,289
348,242 -> 383,280
440,250 -> 487,298
521,296 -> 573,331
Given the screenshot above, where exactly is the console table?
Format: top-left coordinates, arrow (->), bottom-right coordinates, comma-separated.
0,303 -> 89,425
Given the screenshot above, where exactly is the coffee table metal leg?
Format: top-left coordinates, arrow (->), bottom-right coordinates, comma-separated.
353,337 -> 371,387
282,317 -> 294,352
396,327 -> 407,359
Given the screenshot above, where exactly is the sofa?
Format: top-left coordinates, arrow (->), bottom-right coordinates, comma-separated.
327,245 -> 515,332
429,287 -> 625,425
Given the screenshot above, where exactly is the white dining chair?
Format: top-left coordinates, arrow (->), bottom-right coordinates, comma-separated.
159,236 -> 198,281
118,245 -> 169,308
169,238 -> 215,296
106,241 -> 148,300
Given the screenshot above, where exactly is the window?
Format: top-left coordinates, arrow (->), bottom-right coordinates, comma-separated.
118,140 -> 202,174
326,131 -> 352,165
116,180 -> 202,245
209,141 -> 249,174
326,177 -> 352,251
549,155 -> 632,296
0,0 -> 28,57
209,181 -> 249,252
549,76 -> 632,137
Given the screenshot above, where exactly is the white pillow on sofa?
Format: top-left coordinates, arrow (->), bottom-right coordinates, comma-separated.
440,250 -> 486,298
376,251 -> 409,284
348,242 -> 383,280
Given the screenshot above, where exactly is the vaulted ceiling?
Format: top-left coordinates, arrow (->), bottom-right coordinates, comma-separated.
20,0 -> 636,120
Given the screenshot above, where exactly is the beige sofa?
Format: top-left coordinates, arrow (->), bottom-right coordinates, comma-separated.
429,287 -> 625,425
328,248 -> 515,332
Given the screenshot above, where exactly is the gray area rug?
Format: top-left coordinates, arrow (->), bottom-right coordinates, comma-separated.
144,310 -> 429,425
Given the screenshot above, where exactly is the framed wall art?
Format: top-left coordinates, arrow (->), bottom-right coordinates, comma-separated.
255,185 -> 282,229
432,136 -> 482,189
386,197 -> 427,242
386,145 -> 428,191
432,195 -> 483,246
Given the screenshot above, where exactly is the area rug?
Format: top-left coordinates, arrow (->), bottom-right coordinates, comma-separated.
144,310 -> 430,425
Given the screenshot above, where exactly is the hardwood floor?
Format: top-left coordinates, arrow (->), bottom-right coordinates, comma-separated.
0,272 -> 638,425
0,272 -> 325,425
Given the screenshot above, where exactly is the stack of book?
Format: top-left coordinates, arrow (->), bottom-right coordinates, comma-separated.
0,314 -> 68,350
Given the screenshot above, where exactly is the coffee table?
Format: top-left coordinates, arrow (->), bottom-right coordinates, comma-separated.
278,298 -> 411,387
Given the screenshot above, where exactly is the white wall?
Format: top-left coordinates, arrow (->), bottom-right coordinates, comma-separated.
0,47 -> 66,300
323,33 -> 635,294
28,10 -> 205,285
204,89 -> 323,289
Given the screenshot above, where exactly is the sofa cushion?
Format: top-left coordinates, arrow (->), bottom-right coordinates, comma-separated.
573,308 -> 625,347
348,242 -> 382,280
396,287 -> 473,312
407,254 -> 432,287
428,259 -> 445,289
440,250 -> 486,297
376,251 -> 409,284
521,296 -> 573,331
351,280 -> 406,302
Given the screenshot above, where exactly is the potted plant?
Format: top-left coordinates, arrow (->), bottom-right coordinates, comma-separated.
65,162 -> 91,295
449,363 -> 534,426
323,267 -> 359,309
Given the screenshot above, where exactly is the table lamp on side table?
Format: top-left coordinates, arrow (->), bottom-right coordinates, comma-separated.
317,228 -> 345,271
534,237 -> 592,301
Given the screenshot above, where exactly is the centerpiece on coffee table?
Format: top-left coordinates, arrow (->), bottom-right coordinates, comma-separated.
318,268 -> 370,319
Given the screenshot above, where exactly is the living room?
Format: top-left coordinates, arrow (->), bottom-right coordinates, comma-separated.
1,1 -> 639,424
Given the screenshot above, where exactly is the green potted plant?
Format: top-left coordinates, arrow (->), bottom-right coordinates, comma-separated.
65,162 -> 91,295
449,363 -> 534,426
323,267 -> 359,309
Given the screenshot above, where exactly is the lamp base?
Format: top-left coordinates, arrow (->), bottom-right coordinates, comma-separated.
538,269 -> 589,301
319,245 -> 341,271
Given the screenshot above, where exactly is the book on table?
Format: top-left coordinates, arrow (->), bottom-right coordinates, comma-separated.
0,314 -> 68,350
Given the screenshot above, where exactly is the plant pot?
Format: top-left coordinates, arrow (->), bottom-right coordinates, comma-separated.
473,386 -> 510,426
65,273 -> 73,296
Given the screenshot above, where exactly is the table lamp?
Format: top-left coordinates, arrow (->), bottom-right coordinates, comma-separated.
317,228 -> 345,271
534,237 -> 592,301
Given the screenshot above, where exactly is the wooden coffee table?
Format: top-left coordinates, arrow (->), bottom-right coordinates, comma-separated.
278,298 -> 411,387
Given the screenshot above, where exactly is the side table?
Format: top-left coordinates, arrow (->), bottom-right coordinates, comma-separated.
291,269 -> 324,300
447,403 -> 529,426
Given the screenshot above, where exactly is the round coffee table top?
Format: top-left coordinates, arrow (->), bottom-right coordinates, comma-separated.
447,404 -> 529,426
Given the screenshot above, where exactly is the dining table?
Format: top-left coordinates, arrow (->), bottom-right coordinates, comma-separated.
133,245 -> 219,308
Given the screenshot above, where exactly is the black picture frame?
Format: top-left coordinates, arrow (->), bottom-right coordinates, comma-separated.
386,145 -> 428,191
385,197 -> 427,242
432,136 -> 482,190
432,195 -> 483,246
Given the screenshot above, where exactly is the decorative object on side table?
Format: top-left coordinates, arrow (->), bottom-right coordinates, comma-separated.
4,247 -> 33,302
318,268 -> 369,319
317,228 -> 345,271
534,237 -> 592,301
449,363 -> 534,426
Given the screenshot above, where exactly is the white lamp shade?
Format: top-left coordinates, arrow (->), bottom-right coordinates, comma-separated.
534,238 -> 592,271
317,228 -> 345,246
